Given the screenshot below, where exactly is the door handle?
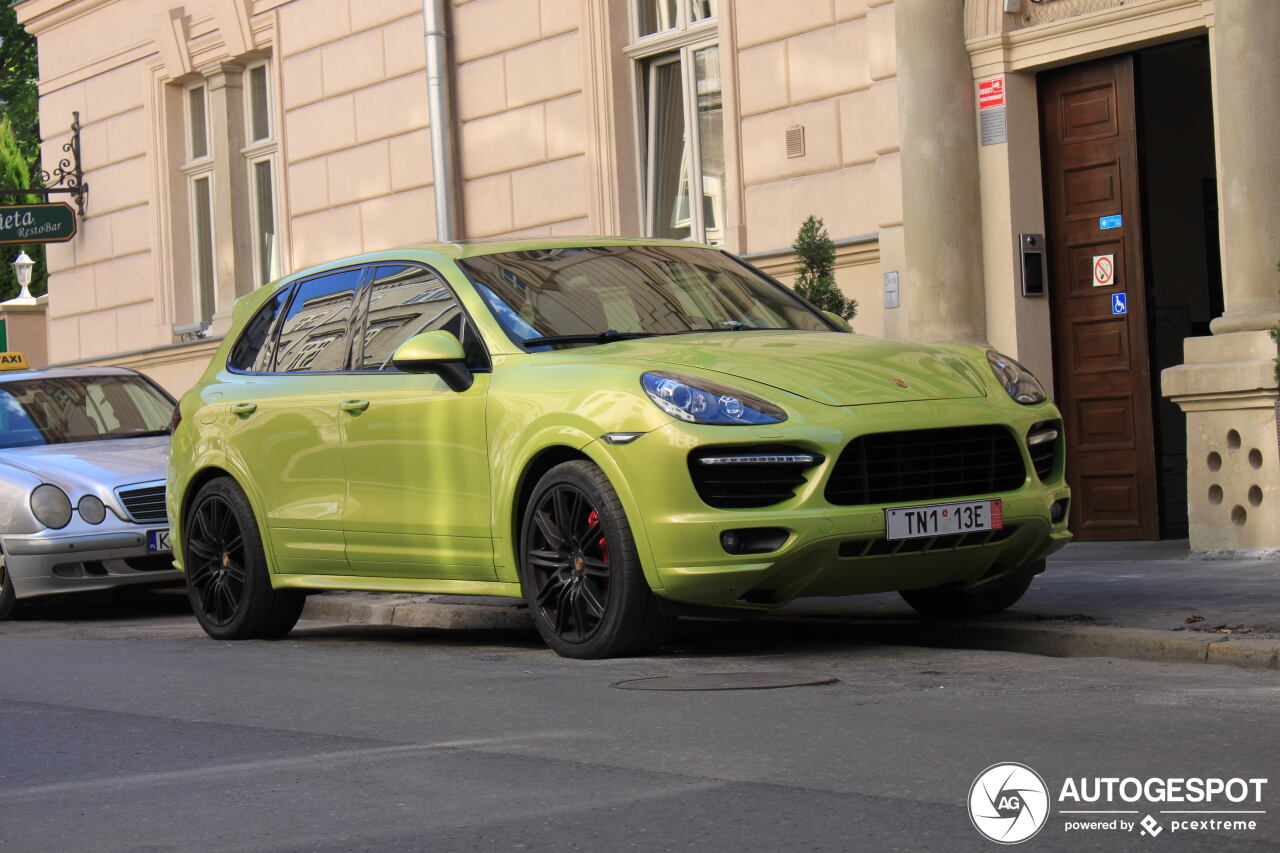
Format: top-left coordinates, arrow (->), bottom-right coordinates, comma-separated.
229,402 -> 257,415
340,399 -> 370,413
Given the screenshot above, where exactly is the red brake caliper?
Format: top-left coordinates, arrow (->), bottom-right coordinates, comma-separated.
587,510 -> 609,564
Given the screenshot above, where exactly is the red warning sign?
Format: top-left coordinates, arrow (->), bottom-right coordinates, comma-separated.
978,77 -> 1005,110
1092,254 -> 1115,287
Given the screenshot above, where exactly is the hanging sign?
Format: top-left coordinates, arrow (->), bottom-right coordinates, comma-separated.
0,202 -> 77,245
1092,254 -> 1115,287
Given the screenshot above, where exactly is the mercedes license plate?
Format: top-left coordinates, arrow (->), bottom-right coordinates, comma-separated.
147,529 -> 172,552
884,499 -> 1002,541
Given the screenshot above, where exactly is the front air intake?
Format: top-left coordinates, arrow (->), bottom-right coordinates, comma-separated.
688,445 -> 822,509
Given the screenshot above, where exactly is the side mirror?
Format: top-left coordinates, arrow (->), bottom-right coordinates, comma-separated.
390,330 -> 474,392
821,310 -> 853,333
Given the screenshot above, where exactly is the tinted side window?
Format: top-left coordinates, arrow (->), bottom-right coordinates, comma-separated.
228,287 -> 291,372
273,268 -> 363,372
358,264 -> 487,370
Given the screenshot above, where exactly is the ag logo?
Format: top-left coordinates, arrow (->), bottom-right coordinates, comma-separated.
968,762 -> 1050,844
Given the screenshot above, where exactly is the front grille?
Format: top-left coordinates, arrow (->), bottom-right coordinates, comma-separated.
1028,420 -> 1060,482
688,445 -> 822,509
838,525 -> 1019,558
116,483 -> 167,524
825,425 -> 1026,506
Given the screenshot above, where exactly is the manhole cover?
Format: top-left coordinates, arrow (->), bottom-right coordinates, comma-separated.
613,672 -> 839,691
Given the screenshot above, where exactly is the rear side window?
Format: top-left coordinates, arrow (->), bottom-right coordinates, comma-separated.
273,268 -> 363,372
358,264 -> 487,370
228,287 -> 291,372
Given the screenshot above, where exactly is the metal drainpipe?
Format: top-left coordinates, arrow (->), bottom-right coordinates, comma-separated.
423,0 -> 460,241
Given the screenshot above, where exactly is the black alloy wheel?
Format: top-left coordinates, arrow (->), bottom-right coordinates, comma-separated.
183,477 -> 304,640
526,483 -> 613,643
186,490 -> 248,628
520,460 -> 669,659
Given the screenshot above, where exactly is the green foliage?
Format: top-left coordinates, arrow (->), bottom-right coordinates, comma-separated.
0,6 -> 46,303
0,3 -> 40,163
0,117 -> 46,301
792,215 -> 857,322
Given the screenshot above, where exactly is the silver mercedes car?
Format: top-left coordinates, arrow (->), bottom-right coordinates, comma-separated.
0,365 -> 181,618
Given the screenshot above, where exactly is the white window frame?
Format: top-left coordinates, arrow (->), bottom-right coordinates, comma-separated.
182,80 -> 216,323
241,59 -> 281,286
625,2 -> 721,244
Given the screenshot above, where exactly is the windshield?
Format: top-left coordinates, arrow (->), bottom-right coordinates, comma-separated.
0,374 -> 175,449
458,245 -> 832,349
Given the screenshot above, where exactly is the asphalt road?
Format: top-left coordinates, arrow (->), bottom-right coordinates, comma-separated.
1,595 -> 1278,852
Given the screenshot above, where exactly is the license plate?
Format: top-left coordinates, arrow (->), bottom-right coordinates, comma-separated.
147,529 -> 172,552
884,499 -> 1002,541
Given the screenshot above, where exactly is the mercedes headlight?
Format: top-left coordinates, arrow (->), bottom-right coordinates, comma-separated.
986,351 -> 1047,405
641,371 -> 786,425
31,484 -> 73,529
78,494 -> 107,525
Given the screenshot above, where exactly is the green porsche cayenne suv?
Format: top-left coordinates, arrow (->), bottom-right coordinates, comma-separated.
167,238 -> 1070,658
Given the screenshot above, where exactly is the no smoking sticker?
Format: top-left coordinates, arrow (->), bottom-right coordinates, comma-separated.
1092,254 -> 1115,287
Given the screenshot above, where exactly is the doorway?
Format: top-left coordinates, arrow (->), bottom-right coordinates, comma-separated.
1038,38 -> 1221,541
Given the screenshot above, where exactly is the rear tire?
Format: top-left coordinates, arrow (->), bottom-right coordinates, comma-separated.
519,460 -> 669,659
899,561 -> 1041,619
183,477 -> 304,640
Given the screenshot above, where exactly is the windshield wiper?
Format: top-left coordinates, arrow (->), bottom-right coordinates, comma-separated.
106,429 -> 171,438
522,330 -> 657,347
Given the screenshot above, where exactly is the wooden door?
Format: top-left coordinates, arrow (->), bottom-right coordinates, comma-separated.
1039,56 -> 1160,540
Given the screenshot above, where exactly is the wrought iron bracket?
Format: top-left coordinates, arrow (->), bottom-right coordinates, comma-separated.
0,113 -> 89,217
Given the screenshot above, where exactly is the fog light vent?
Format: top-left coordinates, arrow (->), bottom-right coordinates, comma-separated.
721,527 -> 789,555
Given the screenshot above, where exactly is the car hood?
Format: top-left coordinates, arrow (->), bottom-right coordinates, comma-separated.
575,331 -> 987,406
0,436 -> 169,494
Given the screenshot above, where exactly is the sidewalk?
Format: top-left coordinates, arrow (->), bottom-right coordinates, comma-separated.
299,541 -> 1280,669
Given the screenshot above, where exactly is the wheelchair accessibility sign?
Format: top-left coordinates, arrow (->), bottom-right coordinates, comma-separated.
1112,293 -> 1128,315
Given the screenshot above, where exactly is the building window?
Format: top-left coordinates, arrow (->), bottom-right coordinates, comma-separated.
629,1 -> 723,245
242,60 -> 280,286
183,81 -> 216,323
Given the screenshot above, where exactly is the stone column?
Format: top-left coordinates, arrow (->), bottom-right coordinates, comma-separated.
203,62 -> 253,335
1208,0 -> 1280,335
1162,1 -> 1280,552
894,0 -> 987,345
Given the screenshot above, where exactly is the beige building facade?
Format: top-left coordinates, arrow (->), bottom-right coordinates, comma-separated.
7,0 -> 1279,551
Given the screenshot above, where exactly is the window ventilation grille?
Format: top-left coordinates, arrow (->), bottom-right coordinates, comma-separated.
785,125 -> 805,158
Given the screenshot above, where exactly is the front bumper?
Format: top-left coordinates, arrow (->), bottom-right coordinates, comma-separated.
601,400 -> 1072,610
2,526 -> 182,600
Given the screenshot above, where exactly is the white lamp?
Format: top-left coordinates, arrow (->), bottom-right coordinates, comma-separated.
11,251 -> 34,300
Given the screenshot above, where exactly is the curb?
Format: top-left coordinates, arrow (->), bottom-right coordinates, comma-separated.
298,593 -> 1280,671
810,619 -> 1280,671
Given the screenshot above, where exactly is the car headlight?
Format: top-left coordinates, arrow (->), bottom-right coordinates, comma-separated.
986,351 -> 1047,405
31,484 -> 73,529
641,371 -> 786,425
78,494 -> 106,525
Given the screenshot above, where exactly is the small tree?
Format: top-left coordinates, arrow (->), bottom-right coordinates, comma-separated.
793,215 -> 856,321
0,118 -> 46,301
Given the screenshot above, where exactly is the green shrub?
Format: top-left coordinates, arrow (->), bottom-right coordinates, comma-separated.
792,215 -> 857,321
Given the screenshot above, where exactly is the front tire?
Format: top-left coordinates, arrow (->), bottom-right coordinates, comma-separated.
0,555 -> 23,621
183,477 -> 304,640
899,561 -> 1041,619
519,460 -> 668,659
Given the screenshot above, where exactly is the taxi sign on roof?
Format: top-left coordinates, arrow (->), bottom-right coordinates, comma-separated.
0,352 -> 30,371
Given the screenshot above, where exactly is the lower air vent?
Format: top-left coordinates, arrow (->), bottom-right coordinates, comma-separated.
688,445 -> 822,509
838,526 -> 1019,558
1027,420 -> 1061,482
